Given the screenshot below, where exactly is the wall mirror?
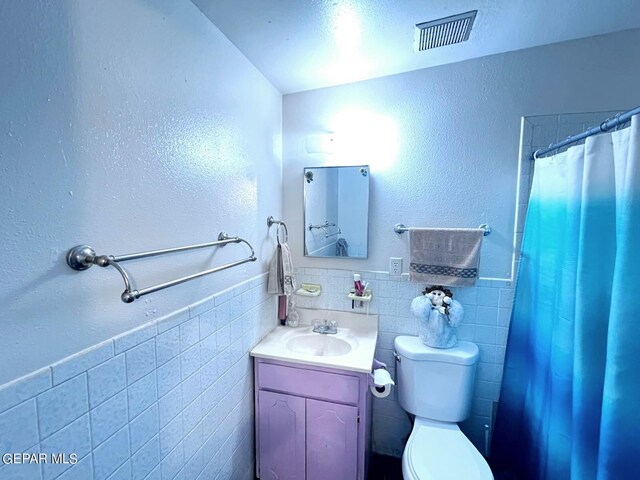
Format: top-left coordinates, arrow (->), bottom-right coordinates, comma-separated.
303,165 -> 369,258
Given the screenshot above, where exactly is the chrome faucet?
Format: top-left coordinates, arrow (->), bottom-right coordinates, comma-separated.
312,319 -> 338,335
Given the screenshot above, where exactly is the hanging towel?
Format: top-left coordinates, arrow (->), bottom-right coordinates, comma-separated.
268,242 -> 296,323
409,228 -> 483,286
335,238 -> 349,257
268,242 -> 295,296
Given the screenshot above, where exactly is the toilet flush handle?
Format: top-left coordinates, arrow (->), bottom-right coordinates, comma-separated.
393,351 -> 401,363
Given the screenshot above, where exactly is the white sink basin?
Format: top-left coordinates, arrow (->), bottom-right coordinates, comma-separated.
250,308 -> 378,373
286,334 -> 355,357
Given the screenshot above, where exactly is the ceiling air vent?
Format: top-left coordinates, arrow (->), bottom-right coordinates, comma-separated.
414,10 -> 477,51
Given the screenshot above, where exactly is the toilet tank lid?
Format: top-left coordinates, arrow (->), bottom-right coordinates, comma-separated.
394,336 -> 479,365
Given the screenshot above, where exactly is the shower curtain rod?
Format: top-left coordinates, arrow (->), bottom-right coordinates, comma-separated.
532,106 -> 640,160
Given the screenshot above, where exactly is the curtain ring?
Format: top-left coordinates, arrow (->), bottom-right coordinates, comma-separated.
614,112 -> 623,131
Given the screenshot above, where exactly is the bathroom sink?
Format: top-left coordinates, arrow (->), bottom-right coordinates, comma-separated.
286,334 -> 353,356
250,308 -> 378,373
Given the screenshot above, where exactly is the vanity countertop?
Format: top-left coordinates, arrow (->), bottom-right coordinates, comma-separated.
250,308 -> 378,373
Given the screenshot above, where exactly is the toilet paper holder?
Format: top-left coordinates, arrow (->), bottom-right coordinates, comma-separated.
369,358 -> 395,398
369,358 -> 392,386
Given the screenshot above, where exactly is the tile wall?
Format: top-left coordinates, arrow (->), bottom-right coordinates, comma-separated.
0,274 -> 276,480
523,109 -> 625,162
292,268 -> 515,456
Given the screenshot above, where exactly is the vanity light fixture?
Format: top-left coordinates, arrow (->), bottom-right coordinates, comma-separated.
304,134 -> 339,154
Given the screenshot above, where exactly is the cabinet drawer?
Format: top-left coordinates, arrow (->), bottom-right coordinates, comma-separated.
257,361 -> 360,405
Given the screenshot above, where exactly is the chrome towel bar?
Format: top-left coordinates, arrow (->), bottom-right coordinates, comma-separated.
66,232 -> 257,303
394,223 -> 492,236
308,221 -> 342,238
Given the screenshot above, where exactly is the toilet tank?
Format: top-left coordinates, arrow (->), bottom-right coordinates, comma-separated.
394,336 -> 479,422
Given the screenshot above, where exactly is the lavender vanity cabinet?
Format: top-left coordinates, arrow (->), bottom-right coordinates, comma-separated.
254,358 -> 372,480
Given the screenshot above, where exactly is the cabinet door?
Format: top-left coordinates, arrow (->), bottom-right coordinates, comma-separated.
258,390 -> 306,480
306,398 -> 358,480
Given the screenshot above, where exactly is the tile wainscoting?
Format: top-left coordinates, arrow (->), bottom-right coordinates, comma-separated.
0,273 -> 277,480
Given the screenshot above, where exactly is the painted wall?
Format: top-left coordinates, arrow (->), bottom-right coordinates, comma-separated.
0,0 -> 282,385
283,28 -> 640,457
282,28 -> 640,279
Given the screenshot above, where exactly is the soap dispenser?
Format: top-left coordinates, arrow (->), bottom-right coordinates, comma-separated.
286,298 -> 299,327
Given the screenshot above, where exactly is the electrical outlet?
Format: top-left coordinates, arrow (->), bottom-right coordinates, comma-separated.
389,257 -> 402,276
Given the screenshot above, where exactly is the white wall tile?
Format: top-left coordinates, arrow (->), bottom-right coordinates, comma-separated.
0,367 -> 51,415
476,344 -> 497,364
497,327 -> 510,345
476,287 -> 499,307
106,459 -> 131,480
185,448 -> 204,480
476,306 -> 499,326
127,373 -> 157,421
532,124 -> 558,145
56,453 -> 93,480
198,310 -> 217,341
156,357 -> 180,398
125,340 -> 156,385
51,341 -> 114,386
92,426 -> 130,480
40,415 -> 91,480
475,325 -> 497,345
499,289 -> 515,309
161,443 -> 183,480
90,390 -> 128,447
182,398 -> 202,434
88,355 -> 126,409
179,318 -> 200,352
160,413 -> 183,459
131,435 -> 160,480
183,423 -> 202,462
37,374 -> 88,439
114,322 -> 157,355
145,465 -> 161,480
155,328 -> 180,367
129,404 -> 159,455
156,308 -> 190,335
0,399 -> 39,453
457,323 -> 476,342
497,308 -> 512,327
181,374 -> 200,408
188,296 -> 216,320
180,345 -> 200,381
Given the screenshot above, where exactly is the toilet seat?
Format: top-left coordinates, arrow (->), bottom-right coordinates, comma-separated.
402,417 -> 494,480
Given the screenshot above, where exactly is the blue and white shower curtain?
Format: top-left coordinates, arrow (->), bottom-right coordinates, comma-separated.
491,115 -> 640,480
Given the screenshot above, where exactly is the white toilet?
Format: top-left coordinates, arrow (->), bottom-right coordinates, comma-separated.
394,336 -> 494,480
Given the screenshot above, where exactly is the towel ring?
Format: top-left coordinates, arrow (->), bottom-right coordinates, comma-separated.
277,223 -> 288,245
267,216 -> 288,245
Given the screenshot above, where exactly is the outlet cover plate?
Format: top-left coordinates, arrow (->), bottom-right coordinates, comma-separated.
389,257 -> 402,276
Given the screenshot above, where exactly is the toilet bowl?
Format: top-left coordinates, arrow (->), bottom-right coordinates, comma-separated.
394,336 -> 493,480
402,418 -> 493,480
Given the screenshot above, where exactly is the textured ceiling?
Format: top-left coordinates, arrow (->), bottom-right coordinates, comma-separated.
193,0 -> 640,94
